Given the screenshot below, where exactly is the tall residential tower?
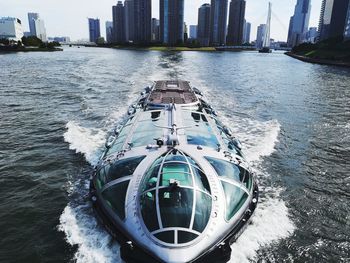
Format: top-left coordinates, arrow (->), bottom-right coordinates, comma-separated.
210,0 -> 229,46
197,3 -> 211,46
160,0 -> 185,45
287,0 -> 311,47
226,0 -> 246,46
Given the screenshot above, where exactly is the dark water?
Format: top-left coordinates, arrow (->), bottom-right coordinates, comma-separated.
0,47 -> 349,263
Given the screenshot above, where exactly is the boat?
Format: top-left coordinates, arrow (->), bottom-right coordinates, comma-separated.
89,80 -> 259,263
258,47 -> 272,53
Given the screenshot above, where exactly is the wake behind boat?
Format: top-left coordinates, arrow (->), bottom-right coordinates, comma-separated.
89,80 -> 258,263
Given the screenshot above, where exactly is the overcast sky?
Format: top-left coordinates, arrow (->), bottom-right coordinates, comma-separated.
1,0 -> 322,42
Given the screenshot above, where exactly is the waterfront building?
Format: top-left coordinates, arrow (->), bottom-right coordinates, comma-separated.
88,18 -> 101,43
112,1 -> 125,43
197,3 -> 211,46
345,2 -> 350,39
151,18 -> 160,42
287,0 -> 311,47
243,20 -> 251,44
256,24 -> 266,48
27,13 -> 39,36
227,0 -> 246,46
210,0 -> 229,46
305,27 -> 318,43
48,36 -> 70,43
318,0 -> 350,41
124,0 -> 134,42
27,13 -> 47,41
106,21 -> 113,43
133,0 -> 152,44
34,19 -> 47,42
160,0 -> 185,45
0,17 -> 24,41
189,25 -> 197,39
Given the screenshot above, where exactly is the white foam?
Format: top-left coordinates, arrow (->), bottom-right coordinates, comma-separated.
230,188 -> 295,262
59,205 -> 121,263
64,121 -> 106,166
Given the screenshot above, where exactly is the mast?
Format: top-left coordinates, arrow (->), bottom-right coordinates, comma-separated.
262,2 -> 271,48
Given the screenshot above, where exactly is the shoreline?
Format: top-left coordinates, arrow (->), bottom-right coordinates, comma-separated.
111,46 -> 217,52
285,52 -> 350,68
0,47 -> 63,53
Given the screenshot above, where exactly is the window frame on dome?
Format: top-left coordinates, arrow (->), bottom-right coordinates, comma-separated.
138,150 -> 213,246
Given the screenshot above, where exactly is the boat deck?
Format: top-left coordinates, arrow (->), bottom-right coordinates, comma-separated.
148,80 -> 198,105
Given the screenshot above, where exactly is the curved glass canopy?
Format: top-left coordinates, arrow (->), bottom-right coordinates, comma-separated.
139,149 -> 212,245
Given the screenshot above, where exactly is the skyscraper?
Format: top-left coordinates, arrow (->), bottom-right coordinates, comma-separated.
198,3 -> 211,46
287,0 -> 311,47
189,25 -> 198,39
133,0 -> 152,44
344,2 -> 350,39
124,0 -> 135,42
112,1 -> 125,43
210,0 -> 229,46
226,0 -> 246,46
88,18 -> 101,43
27,12 -> 47,41
160,0 -> 185,45
318,0 -> 350,41
256,24 -> 266,48
27,13 -> 39,36
151,18 -> 160,42
106,21 -> 113,43
243,20 -> 251,44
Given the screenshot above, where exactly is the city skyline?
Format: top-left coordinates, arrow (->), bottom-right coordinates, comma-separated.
1,0 -> 322,42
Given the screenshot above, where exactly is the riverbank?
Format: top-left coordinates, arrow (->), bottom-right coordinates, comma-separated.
112,45 -> 216,52
0,46 -> 63,53
285,52 -> 350,68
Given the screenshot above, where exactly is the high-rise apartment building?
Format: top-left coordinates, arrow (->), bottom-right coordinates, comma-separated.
106,21 -> 113,43
198,3 -> 211,47
124,0 -> 135,42
318,0 -> 350,41
227,0 -> 246,46
160,0 -> 185,45
345,2 -> 350,39
112,1 -> 125,43
256,24 -> 266,48
88,18 -> 101,43
189,25 -> 198,39
151,18 -> 160,42
133,0 -> 152,44
27,13 -> 47,41
243,20 -> 251,44
27,13 -> 39,36
210,0 -> 229,46
287,0 -> 311,47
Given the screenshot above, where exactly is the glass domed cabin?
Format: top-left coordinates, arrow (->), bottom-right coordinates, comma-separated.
90,81 -> 258,263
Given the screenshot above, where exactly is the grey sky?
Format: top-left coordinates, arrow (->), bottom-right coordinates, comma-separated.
1,0 -> 322,42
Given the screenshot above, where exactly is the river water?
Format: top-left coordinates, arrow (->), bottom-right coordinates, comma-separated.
0,47 -> 349,263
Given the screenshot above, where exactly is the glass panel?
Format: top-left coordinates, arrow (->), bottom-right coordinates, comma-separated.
102,180 -> 130,220
192,168 -> 211,194
177,231 -> 198,244
221,181 -> 248,221
160,163 -> 192,187
140,190 -> 159,232
193,191 -> 212,232
159,188 -> 193,228
205,157 -> 240,183
97,156 -> 145,186
154,231 -> 174,243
